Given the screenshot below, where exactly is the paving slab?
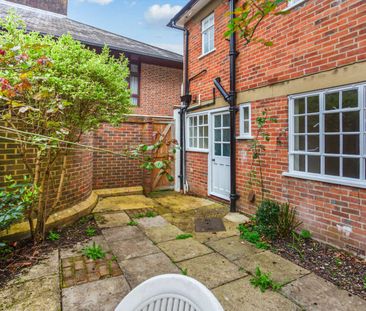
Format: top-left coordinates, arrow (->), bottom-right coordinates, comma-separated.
137,215 -> 168,229
120,252 -> 181,288
157,238 -> 213,262
206,236 -> 264,261
110,237 -> 160,261
93,195 -> 157,213
60,235 -> 111,259
213,277 -> 300,311
62,276 -> 130,311
224,212 -> 250,224
234,251 -> 310,284
282,273 -> 366,311
177,253 -> 247,289
95,212 -> 130,228
144,224 -> 184,243
102,226 -> 144,242
0,275 -> 60,311
8,249 -> 59,285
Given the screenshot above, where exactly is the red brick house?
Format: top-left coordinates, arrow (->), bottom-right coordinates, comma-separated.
169,0 -> 366,255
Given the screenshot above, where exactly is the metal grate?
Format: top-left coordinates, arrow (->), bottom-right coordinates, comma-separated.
195,218 -> 226,232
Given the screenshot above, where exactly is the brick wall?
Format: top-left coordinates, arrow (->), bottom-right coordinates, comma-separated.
7,0 -> 68,15
133,63 -> 182,116
183,0 -> 366,255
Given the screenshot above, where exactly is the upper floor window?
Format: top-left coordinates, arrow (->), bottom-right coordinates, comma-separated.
288,83 -> 366,186
187,114 -> 209,151
201,13 -> 215,55
130,63 -> 140,106
239,103 -> 252,139
287,0 -> 306,9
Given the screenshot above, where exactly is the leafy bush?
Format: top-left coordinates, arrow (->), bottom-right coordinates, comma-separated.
255,199 -> 280,239
82,242 -> 106,260
0,175 -> 38,232
299,229 -> 311,239
238,224 -> 269,249
277,203 -> 302,238
250,266 -> 282,292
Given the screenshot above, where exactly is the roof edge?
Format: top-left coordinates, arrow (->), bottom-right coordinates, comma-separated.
168,0 -> 211,28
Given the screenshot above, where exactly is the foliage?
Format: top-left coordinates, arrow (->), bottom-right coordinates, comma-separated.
247,110 -> 277,200
176,233 -> 193,240
85,226 -> 96,237
363,275 -> 366,290
0,175 -> 38,232
299,229 -> 311,240
277,203 -> 302,238
180,268 -> 188,276
127,220 -> 138,226
289,232 -> 305,261
250,266 -> 282,292
79,215 -> 94,225
238,224 -> 269,249
47,230 -> 60,241
225,0 -> 289,47
82,242 -> 106,260
0,13 -> 131,242
132,211 -> 157,219
255,199 -> 280,240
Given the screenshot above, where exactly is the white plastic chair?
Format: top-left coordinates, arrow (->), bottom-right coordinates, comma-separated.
115,274 -> 224,311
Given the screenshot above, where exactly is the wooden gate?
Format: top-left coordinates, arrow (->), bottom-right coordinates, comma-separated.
151,120 -> 175,191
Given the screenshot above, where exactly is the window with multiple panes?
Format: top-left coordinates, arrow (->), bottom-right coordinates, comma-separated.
130,63 -> 139,105
239,103 -> 251,138
289,84 -> 366,183
187,114 -> 209,151
201,13 -> 214,55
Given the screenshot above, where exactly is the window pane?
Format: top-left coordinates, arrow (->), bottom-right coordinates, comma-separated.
199,126 -> 204,137
294,116 -> 305,133
203,138 -> 208,149
199,138 -> 204,149
294,154 -> 305,172
343,135 -> 360,155
343,158 -> 360,179
223,144 -> 230,157
189,138 -> 193,147
189,127 -> 193,137
131,97 -> 138,105
307,96 -> 319,113
214,115 -> 221,127
325,113 -> 340,132
223,114 -> 230,127
223,129 -> 230,142
307,115 -> 319,133
325,92 -> 339,110
214,129 -> 221,142
243,106 -> 249,119
294,135 -> 305,151
215,143 -> 221,156
130,64 -> 139,73
342,89 -> 358,108
130,76 -> 138,94
203,126 -> 208,137
343,111 -> 359,132
308,135 -> 320,152
243,121 -> 250,134
193,137 -> 197,147
203,115 -> 208,124
325,135 -> 340,154
294,98 -> 305,114
308,156 -> 321,173
325,157 -> 340,176
193,117 -> 197,126
199,115 -> 204,125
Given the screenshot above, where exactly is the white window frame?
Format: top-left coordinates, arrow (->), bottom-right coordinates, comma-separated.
201,13 -> 215,57
284,82 -> 366,189
286,0 -> 307,10
186,112 -> 209,153
238,103 -> 252,139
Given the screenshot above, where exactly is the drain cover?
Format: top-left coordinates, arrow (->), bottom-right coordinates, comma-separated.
195,218 -> 226,232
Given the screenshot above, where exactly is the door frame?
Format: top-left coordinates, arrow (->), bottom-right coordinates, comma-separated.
207,107 -> 230,200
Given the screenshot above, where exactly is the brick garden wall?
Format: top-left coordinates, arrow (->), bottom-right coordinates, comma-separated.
133,63 -> 182,116
183,0 -> 366,255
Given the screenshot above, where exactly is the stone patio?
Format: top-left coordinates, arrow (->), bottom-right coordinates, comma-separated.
1,191 -> 365,311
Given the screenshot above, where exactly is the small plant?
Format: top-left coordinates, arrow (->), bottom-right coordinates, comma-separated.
176,233 -> 193,240
82,242 -> 106,260
255,199 -> 280,240
334,258 -> 342,267
363,275 -> 366,290
250,267 -> 282,293
85,226 -> 97,237
181,268 -> 188,276
289,232 -> 305,261
299,229 -> 311,240
238,224 -> 269,249
79,215 -> 94,225
277,203 -> 302,238
145,211 -> 157,218
47,230 -> 60,241
127,220 -> 138,226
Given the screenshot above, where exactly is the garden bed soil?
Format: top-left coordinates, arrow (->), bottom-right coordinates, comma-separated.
0,215 -> 101,288
271,237 -> 366,300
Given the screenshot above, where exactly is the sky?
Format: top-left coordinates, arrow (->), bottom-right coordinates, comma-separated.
68,0 -> 187,55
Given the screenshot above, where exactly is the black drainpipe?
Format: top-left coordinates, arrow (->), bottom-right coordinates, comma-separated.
170,22 -> 191,191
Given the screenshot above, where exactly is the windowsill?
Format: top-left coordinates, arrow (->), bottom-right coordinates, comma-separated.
199,48 -> 216,59
282,171 -> 366,189
282,0 -> 307,11
186,148 -> 209,154
237,136 -> 254,140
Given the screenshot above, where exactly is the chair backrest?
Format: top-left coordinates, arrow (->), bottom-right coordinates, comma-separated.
115,274 -> 224,311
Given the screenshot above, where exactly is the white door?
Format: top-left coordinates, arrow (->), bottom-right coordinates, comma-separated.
210,112 -> 230,200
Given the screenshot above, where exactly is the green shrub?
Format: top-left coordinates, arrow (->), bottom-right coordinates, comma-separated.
47,230 -> 60,241
238,224 -> 269,249
299,229 -> 311,239
85,226 -> 96,237
255,199 -> 280,239
82,242 -> 106,260
250,267 -> 282,292
277,203 -> 302,238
